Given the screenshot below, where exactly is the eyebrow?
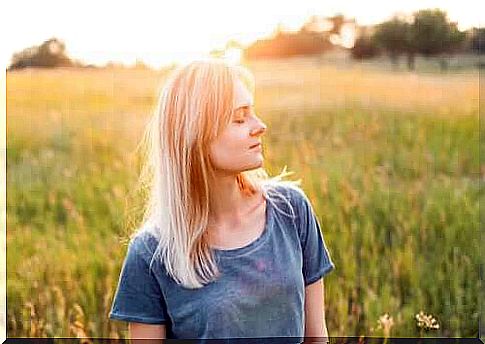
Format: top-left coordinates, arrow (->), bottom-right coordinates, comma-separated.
234,104 -> 253,112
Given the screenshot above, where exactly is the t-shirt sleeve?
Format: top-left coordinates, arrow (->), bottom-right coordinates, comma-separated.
295,190 -> 335,286
109,235 -> 169,324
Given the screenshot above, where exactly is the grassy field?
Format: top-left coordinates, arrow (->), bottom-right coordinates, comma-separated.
6,58 -> 481,340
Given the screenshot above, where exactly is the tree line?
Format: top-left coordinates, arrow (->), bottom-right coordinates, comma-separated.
244,9 -> 481,71
351,9 -> 483,70
6,38 -> 152,71
7,9 -> 483,71
243,14 -> 348,59
8,38 -> 77,70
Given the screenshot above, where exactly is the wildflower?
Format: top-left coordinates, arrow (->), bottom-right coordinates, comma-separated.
376,313 -> 394,338
415,311 -> 440,331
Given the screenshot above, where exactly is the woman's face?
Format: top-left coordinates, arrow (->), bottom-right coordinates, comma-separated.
209,78 -> 267,175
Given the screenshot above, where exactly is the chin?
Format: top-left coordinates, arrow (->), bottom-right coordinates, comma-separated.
247,160 -> 264,171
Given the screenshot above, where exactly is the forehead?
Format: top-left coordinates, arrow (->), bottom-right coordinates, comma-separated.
233,78 -> 253,109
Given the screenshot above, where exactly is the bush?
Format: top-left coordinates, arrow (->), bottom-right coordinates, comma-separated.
351,36 -> 380,59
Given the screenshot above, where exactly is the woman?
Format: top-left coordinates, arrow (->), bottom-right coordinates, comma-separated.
109,59 -> 335,342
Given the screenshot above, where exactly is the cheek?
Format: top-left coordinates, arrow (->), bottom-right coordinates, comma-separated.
214,129 -> 245,150
209,132 -> 248,167
210,141 -> 240,161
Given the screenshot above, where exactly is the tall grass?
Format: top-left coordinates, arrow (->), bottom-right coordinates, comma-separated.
6,61 -> 480,339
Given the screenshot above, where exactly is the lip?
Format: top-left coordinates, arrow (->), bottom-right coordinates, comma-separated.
249,143 -> 261,149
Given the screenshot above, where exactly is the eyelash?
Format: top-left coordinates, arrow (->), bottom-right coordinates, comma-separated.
233,108 -> 254,124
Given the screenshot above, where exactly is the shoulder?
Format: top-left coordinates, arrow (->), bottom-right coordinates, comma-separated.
126,224 -> 161,265
261,180 -> 309,209
261,180 -> 311,223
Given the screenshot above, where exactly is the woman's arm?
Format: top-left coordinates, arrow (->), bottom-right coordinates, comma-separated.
129,322 -> 166,343
304,278 -> 329,343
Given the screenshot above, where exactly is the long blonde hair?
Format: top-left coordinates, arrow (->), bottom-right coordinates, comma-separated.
134,59 -> 300,289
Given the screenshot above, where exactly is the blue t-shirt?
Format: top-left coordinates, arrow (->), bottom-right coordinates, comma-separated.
109,183 -> 335,341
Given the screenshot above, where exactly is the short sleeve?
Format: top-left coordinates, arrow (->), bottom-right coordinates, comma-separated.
109,235 -> 169,324
296,190 -> 335,286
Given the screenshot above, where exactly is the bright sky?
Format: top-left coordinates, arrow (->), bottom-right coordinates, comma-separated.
1,0 -> 482,69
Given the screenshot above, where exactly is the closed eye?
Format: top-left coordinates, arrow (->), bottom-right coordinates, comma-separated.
232,105 -> 253,124
237,105 -> 251,111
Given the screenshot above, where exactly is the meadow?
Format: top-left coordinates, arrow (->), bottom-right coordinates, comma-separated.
6,56 -> 481,340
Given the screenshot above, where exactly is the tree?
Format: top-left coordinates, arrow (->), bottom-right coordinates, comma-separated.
373,16 -> 413,69
8,37 -> 73,70
412,9 -> 466,70
413,9 -> 449,56
372,10 -> 467,71
469,28 -> 485,54
244,29 -> 333,60
351,35 -> 380,59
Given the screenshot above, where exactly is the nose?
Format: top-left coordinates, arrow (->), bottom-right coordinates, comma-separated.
250,117 -> 267,137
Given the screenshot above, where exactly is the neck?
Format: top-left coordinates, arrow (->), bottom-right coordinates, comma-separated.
208,174 -> 249,227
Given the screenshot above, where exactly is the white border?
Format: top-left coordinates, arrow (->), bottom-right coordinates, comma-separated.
1,49 -> 7,343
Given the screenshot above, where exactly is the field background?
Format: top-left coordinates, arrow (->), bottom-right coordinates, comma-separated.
6,55 -> 482,340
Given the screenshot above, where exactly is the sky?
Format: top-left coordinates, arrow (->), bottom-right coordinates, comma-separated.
1,0 -> 482,69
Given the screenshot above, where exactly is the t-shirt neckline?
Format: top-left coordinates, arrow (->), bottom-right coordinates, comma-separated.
213,194 -> 273,259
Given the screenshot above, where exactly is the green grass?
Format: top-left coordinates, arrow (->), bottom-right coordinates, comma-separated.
6,62 -> 480,339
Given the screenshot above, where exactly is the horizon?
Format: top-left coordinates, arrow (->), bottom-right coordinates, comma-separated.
2,0 -> 481,70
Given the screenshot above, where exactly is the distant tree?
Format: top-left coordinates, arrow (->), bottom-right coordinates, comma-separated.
244,30 -> 333,60
412,9 -> 466,70
244,15 -> 360,60
373,16 -> 413,69
469,27 -> 485,54
372,10 -> 467,71
413,9 -> 450,56
8,38 -> 74,70
351,35 -> 380,59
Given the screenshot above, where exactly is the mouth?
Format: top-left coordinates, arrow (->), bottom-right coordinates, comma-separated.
249,143 -> 261,149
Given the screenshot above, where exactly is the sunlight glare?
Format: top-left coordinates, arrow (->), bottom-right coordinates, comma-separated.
223,48 -> 242,65
2,0 -> 479,69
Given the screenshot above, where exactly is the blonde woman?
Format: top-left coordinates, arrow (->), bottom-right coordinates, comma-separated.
109,59 -> 335,342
